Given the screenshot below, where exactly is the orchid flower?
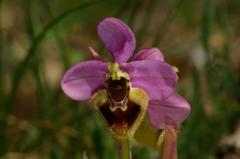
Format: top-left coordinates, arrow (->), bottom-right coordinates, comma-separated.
61,17 -> 191,159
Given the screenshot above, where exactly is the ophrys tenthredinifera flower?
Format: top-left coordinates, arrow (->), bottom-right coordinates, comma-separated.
61,17 -> 191,159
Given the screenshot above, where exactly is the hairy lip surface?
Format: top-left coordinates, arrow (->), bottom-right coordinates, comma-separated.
101,77 -> 142,134
99,101 -> 140,130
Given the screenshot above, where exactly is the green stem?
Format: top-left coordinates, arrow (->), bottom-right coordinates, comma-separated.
119,138 -> 131,159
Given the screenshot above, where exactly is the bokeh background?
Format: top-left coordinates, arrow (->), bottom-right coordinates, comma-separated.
0,0 -> 240,158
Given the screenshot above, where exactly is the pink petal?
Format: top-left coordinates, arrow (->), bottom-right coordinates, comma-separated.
131,48 -> 164,61
121,60 -> 177,101
97,17 -> 136,63
148,93 -> 191,129
61,60 -> 108,100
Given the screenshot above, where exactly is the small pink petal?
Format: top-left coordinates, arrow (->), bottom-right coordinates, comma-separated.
148,93 -> 191,129
61,60 -> 108,101
97,17 -> 136,63
88,46 -> 104,61
131,48 -> 164,61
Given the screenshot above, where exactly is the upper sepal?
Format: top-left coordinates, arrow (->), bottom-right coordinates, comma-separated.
98,17 -> 136,63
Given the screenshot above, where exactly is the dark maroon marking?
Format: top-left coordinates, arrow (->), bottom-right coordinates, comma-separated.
106,78 -> 129,102
99,101 -> 141,129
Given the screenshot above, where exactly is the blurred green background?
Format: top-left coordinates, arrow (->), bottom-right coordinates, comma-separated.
0,0 -> 240,158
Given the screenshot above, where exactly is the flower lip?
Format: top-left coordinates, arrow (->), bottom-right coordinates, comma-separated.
100,72 -> 140,133
99,100 -> 141,133
91,87 -> 149,139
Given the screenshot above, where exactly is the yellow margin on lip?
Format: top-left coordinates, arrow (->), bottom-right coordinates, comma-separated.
90,87 -> 149,140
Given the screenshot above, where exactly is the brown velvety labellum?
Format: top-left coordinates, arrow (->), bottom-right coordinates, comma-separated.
99,101 -> 140,129
99,77 -> 141,132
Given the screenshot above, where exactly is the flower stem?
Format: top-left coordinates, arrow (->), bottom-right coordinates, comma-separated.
118,138 -> 131,159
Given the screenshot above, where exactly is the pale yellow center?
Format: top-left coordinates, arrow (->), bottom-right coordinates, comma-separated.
106,63 -> 129,81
